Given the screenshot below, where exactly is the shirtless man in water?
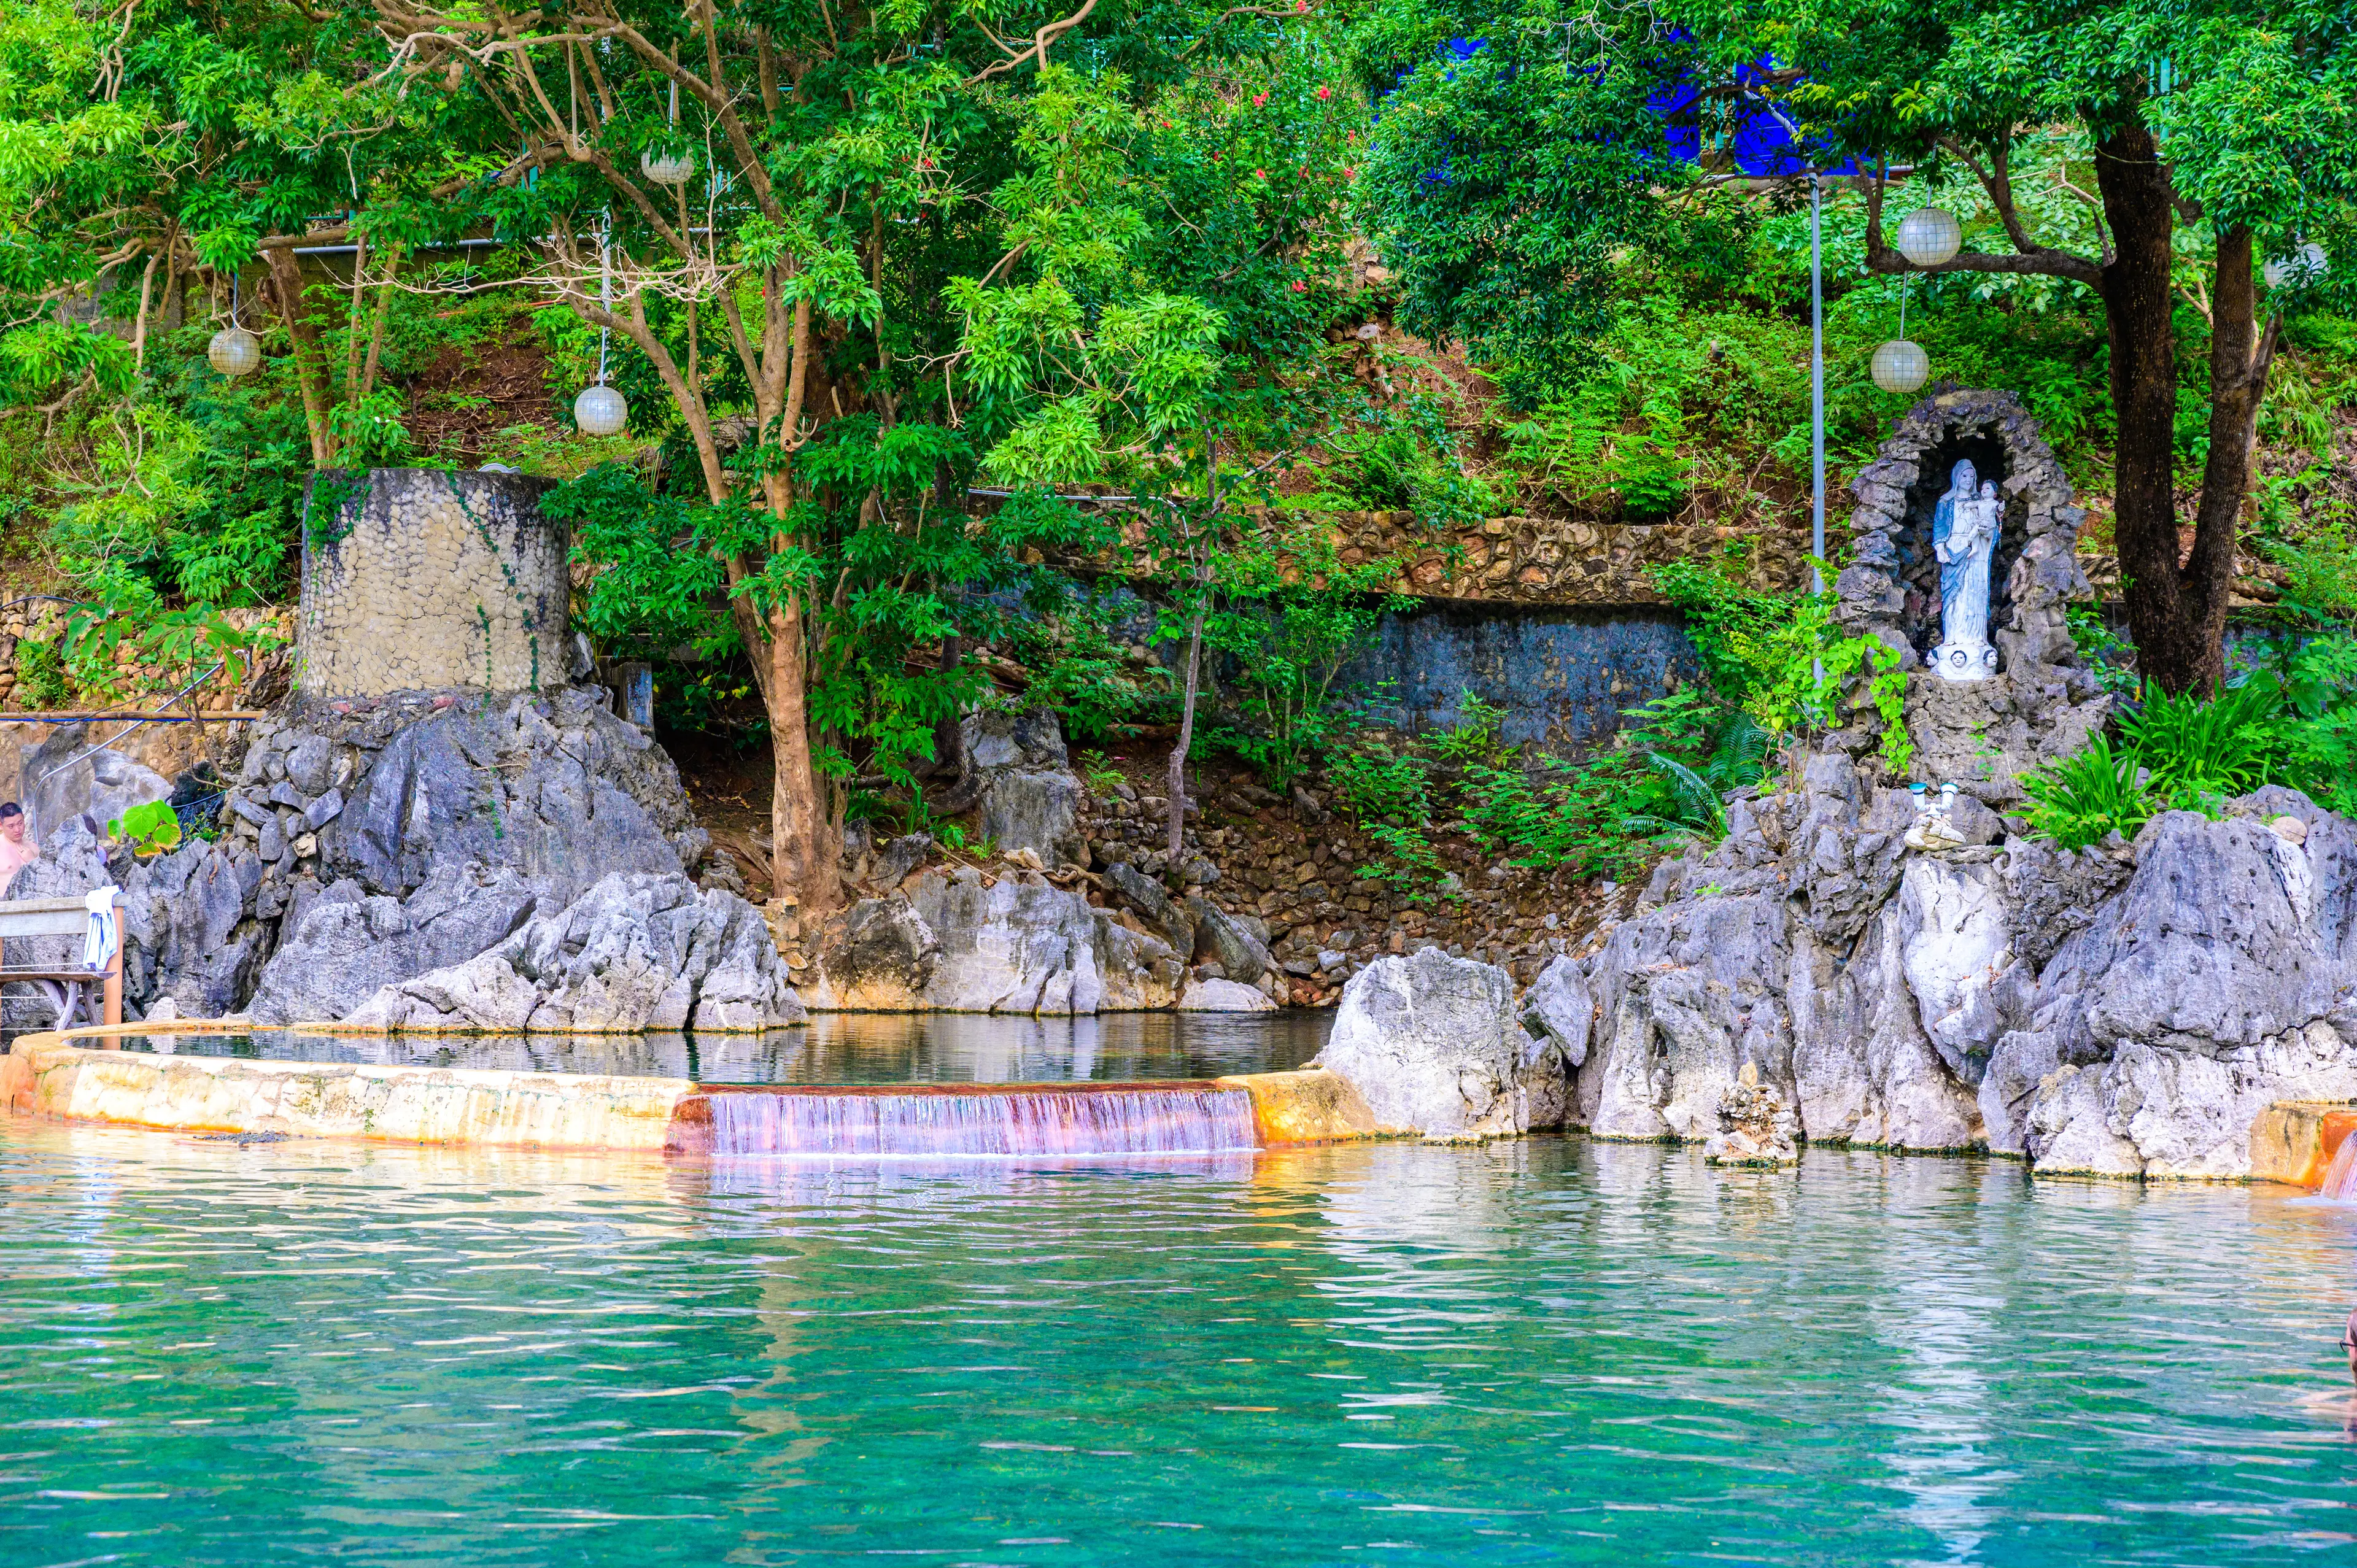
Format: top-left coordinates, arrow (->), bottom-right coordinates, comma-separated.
0,801 -> 34,890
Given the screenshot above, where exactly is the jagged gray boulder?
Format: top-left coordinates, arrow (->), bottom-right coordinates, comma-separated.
805,867 -> 1183,1014
1105,861 -> 1194,958
346,872 -> 804,1032
246,863 -> 543,1025
1177,976 -> 1276,1012
303,689 -> 700,905
1186,894 -> 1271,987
1579,747 -> 2357,1179
1315,948 -> 1549,1137
955,708 -> 1086,868
2007,795 -> 2357,1177
117,838 -> 272,1019
18,728 -> 171,846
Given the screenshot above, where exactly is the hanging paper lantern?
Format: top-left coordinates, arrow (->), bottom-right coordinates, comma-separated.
574,384 -> 628,436
206,326 -> 261,378
641,148 -> 697,187
1895,207 -> 1963,268
1871,339 -> 1929,394
2264,243 -> 2328,290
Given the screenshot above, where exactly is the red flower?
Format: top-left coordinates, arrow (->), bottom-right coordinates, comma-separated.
1253,93 -> 1268,107
1316,85 -> 1331,101
1295,0 -> 1308,11
1254,168 -> 1267,180
1344,166 -> 1357,179
1291,280 -> 1307,292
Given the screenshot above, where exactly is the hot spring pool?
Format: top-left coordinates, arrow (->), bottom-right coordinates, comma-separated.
100,1009 -> 1331,1085
5,1124 -> 2355,1565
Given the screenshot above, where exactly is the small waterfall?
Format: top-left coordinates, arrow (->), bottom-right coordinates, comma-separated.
2319,1133 -> 2357,1200
677,1083 -> 1260,1159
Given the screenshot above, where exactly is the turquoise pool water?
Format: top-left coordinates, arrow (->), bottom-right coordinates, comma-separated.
4,1124 -> 2356,1566
104,1010 -> 1330,1084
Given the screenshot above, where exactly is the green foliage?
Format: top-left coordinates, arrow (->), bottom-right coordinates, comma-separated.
2067,608 -> 2142,697
1346,8 -> 1752,403
1461,691 -> 1773,878
15,637 -> 70,709
1650,559 -> 1912,771
1000,581 -> 1172,745
104,798 -> 182,855
1330,734 -> 1434,826
1320,392 -> 1496,530
1357,820 -> 1448,902
2025,638 -> 2357,846
1428,690 -> 1507,767
1075,750 -> 1128,797
1202,535 -> 1405,792
2119,682 -> 2283,800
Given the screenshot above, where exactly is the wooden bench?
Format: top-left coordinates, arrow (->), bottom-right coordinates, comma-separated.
0,892 -> 122,1031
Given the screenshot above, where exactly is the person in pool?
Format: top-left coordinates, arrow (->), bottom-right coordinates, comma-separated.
0,801 -> 34,889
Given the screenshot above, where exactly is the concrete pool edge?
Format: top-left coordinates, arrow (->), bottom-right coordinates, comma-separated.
2248,1100 -> 2357,1189
1,1029 -> 1388,1153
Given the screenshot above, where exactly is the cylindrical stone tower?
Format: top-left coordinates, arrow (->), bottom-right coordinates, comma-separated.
296,469 -> 569,698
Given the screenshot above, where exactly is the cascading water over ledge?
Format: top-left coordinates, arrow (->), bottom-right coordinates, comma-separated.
664,1081 -> 1262,1159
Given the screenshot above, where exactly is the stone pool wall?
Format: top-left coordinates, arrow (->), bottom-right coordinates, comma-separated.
297,468 -> 568,698
2,1030 -> 1382,1153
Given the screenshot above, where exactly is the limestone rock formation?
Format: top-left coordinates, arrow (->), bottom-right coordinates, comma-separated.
265,686 -> 708,906
246,863 -> 543,1025
17,727 -> 172,845
1177,976 -> 1277,1012
954,708 -> 1087,870
1578,751 -> 2357,1180
804,867 -> 1183,1014
1703,1064 -> 1800,1167
346,872 -> 804,1032
1315,948 -> 1566,1138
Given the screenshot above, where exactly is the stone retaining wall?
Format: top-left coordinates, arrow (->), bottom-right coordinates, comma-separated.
298,468 -> 568,698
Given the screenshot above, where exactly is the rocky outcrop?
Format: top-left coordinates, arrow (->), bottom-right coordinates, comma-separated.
1178,976 -> 1277,1012
2000,794 -> 2357,1177
805,867 -> 1183,1014
953,708 -> 1087,870
1578,751 -> 2357,1180
7,685 -> 723,1025
246,863 -> 543,1025
17,726 -> 172,844
281,686 -> 707,905
1703,1064 -> 1799,1167
346,872 -> 803,1032
1313,948 -> 1568,1138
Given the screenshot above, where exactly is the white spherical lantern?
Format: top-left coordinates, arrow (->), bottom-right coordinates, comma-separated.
1871,339 -> 1929,395
641,148 -> 697,187
1895,206 -> 1963,268
206,326 -> 261,378
574,384 -> 628,436
2264,242 -> 2328,289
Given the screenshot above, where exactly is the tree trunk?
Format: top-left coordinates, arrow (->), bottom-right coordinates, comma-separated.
762,595 -> 838,913
1167,585 -> 1206,865
2185,225 -> 2275,689
2092,124 -> 2242,695
265,248 -> 336,469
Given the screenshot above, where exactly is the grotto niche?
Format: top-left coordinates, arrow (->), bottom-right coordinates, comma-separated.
1832,387 -> 2115,802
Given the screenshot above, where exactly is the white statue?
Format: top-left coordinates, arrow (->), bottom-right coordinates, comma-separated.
1930,460 -> 2000,682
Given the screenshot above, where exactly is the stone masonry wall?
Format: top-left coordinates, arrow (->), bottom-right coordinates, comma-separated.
297,468 -> 568,698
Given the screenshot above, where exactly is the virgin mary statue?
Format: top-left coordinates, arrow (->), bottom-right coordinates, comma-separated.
1930,459 -> 2000,681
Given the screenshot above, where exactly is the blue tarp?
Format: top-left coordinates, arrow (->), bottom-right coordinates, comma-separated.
1439,39 -> 1861,177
